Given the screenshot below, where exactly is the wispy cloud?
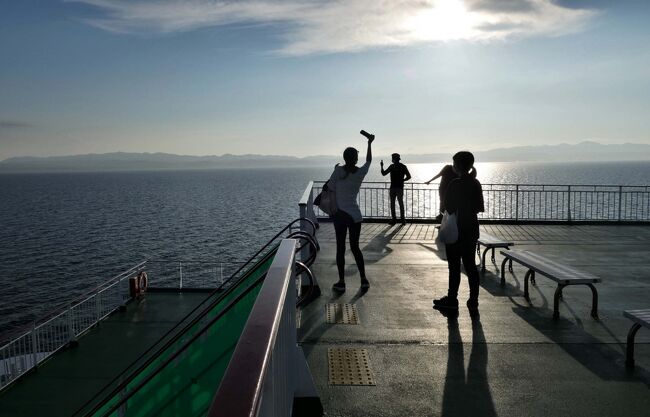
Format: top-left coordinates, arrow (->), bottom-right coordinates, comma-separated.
0,120 -> 34,129
68,0 -> 596,55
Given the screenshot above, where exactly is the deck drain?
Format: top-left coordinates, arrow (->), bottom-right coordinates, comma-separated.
326,303 -> 359,324
328,348 -> 375,386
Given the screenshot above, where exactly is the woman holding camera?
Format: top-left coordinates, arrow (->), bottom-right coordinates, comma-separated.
327,131 -> 374,292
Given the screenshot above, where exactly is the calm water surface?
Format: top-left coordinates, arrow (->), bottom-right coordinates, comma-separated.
1,161 -> 649,335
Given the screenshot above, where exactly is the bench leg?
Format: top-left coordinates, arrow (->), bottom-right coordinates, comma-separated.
500,257 -> 509,286
587,283 -> 599,320
508,259 -> 513,273
481,247 -> 490,272
523,269 -> 533,301
626,323 -> 642,369
491,247 -> 496,263
553,284 -> 566,320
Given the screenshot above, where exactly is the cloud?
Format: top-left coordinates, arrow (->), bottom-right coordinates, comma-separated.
68,0 -> 596,55
0,120 -> 34,129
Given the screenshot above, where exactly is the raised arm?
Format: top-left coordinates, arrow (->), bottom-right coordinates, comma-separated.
380,160 -> 390,176
366,134 -> 374,163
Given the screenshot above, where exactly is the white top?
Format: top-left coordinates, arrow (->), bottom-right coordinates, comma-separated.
328,160 -> 371,223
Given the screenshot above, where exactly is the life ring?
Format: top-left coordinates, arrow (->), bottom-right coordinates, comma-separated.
137,271 -> 148,293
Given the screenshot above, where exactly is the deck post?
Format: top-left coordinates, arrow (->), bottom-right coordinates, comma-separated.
179,261 -> 183,289
31,322 -> 38,369
618,185 -> 623,222
567,185 -> 572,223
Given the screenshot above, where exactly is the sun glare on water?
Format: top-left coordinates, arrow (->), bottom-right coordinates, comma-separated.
406,0 -> 477,41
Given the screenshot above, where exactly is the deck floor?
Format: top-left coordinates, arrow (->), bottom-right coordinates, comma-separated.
0,291 -> 211,417
300,223 -> 650,417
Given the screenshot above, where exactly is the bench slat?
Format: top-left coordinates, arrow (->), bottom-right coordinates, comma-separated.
500,250 -> 601,284
478,232 -> 514,247
624,309 -> 650,326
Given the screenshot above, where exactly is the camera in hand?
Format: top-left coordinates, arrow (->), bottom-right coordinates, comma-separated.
360,130 -> 374,140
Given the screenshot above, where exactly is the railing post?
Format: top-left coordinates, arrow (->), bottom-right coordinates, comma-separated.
567,185 -> 572,222
618,185 -> 623,222
31,322 -> 38,369
179,262 -> 183,289
515,185 -> 519,221
67,303 -> 75,343
96,293 -> 101,322
220,262 -> 224,283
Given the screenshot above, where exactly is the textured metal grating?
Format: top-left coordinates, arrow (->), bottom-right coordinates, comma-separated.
326,303 -> 359,324
328,348 -> 375,385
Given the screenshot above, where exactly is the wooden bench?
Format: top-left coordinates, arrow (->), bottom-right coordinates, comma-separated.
624,309 -> 650,369
477,233 -> 514,272
499,250 -> 601,320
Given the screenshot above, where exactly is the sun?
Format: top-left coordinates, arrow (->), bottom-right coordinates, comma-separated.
406,0 -> 477,42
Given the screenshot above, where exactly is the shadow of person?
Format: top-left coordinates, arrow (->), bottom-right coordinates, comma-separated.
416,242 -> 447,261
437,310 -> 497,417
361,224 -> 402,264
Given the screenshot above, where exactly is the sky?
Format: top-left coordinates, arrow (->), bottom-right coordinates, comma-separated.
1,0 -> 650,159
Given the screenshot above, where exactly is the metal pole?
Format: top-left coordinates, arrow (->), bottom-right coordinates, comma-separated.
31,322 -> 38,369
67,303 -> 75,342
515,185 -> 519,221
618,185 -> 623,222
567,185 -> 572,222
179,262 -> 183,289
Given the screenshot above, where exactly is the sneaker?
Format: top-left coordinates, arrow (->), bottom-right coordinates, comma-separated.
432,296 -> 459,310
332,281 -> 346,292
360,279 -> 370,290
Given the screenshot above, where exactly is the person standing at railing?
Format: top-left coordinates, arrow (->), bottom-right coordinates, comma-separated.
327,131 -> 375,293
433,151 -> 484,315
380,153 -> 412,226
426,163 -> 477,222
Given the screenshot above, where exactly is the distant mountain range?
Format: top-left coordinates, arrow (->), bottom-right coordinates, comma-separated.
1,141 -> 649,172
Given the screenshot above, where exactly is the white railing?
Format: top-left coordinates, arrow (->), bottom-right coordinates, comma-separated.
0,258 -> 247,393
207,239 -> 321,417
306,181 -> 650,222
0,261 -> 146,391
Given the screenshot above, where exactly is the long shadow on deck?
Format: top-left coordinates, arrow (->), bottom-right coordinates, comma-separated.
437,310 -> 497,417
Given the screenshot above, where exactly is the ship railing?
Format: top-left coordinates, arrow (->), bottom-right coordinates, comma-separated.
208,238 -> 321,417
0,258 -> 251,393
303,181 -> 650,222
0,261 -> 146,391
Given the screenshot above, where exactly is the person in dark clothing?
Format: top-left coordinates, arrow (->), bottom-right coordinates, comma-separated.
426,164 -> 477,222
380,153 -> 411,225
433,151 -> 484,315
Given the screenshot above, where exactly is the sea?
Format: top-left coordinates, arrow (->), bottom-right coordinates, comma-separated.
1,161 -> 650,337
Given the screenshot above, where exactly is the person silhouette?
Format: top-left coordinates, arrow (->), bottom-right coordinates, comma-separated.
433,151 -> 484,314
381,153 -> 411,225
426,163 -> 477,222
328,131 -> 375,293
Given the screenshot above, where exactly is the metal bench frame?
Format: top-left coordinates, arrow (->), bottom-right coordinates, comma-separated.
476,233 -> 514,272
624,309 -> 649,369
500,250 -> 601,320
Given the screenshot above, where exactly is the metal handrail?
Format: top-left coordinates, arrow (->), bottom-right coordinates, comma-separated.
72,218 -> 318,417
308,181 -> 650,222
0,262 -> 146,392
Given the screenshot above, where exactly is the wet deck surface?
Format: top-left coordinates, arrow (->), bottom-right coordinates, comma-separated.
300,223 -> 650,417
0,291 -> 210,417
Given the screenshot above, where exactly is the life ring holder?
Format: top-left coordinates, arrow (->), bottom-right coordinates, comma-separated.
137,271 -> 148,292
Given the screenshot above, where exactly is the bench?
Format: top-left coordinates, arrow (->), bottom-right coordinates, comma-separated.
499,250 -> 601,320
477,233 -> 514,272
624,309 -> 650,369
